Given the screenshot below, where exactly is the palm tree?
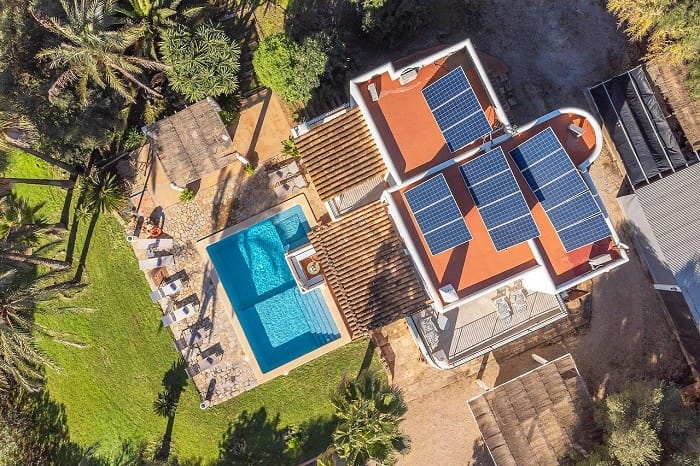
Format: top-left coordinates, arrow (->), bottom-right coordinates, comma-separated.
0,269 -> 86,392
0,194 -> 71,270
118,0 -> 205,59
0,110 -> 76,175
330,370 -> 409,466
33,0 -> 167,104
79,171 -> 126,215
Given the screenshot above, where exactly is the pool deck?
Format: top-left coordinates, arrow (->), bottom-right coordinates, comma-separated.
119,90 -> 343,405
196,196 -> 352,383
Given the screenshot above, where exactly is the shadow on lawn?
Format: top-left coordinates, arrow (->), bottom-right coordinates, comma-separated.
154,357 -> 189,461
214,407 -> 336,466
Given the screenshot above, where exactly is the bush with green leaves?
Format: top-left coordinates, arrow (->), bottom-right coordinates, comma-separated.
281,137 -> 300,158
354,0 -> 430,49
159,23 -> 241,102
179,188 -> 195,201
253,33 -> 329,103
123,127 -> 147,150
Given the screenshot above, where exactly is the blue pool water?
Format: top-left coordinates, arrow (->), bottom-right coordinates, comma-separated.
206,205 -> 340,373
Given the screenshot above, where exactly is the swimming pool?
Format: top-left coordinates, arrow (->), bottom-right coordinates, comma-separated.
206,205 -> 340,373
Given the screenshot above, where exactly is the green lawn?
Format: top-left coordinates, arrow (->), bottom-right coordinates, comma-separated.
7,152 -> 378,463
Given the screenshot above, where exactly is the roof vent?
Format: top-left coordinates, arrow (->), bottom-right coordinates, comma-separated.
399,68 -> 418,85
439,284 -> 459,303
368,83 -> 379,101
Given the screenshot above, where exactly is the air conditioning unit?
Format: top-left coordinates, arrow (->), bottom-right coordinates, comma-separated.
399,68 -> 418,85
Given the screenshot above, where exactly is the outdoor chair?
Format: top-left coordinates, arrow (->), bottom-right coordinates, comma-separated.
133,238 -> 174,251
173,329 -> 203,352
494,295 -> 512,327
139,255 -> 175,270
268,170 -> 285,188
185,355 -> 220,379
149,278 -> 183,302
509,287 -> 528,316
161,302 -> 197,327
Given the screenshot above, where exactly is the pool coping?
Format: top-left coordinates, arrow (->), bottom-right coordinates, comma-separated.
195,194 -> 352,384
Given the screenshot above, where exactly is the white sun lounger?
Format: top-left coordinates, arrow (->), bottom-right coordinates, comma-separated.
283,160 -> 300,178
161,302 -> 196,327
290,174 -> 308,190
185,355 -> 219,378
139,255 -> 174,270
149,278 -> 183,302
133,238 -> 174,251
174,329 -> 203,352
510,287 -> 528,315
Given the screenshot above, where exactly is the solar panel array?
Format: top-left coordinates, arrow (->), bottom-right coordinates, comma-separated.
510,127 -> 612,251
404,174 -> 472,255
460,147 -> 540,250
422,67 -> 492,153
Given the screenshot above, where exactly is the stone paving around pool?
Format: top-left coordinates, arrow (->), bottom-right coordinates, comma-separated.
117,92 -> 330,405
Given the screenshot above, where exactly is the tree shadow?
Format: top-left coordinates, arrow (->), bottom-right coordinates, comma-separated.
0,387 -> 108,466
72,211 -> 100,283
155,357 -> 189,461
65,184 -> 88,265
468,438 -> 495,466
215,407 -> 336,466
59,171 -> 78,227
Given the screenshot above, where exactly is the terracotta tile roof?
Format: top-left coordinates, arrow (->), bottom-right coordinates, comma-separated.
468,354 -> 600,466
308,201 -> 429,338
145,98 -> 236,187
296,108 -> 386,202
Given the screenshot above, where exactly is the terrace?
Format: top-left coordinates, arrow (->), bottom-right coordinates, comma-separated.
351,45 -> 506,181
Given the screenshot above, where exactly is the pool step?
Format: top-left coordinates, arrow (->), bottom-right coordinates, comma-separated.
296,290 -> 339,346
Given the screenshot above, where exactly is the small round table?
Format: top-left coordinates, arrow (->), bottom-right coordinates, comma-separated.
306,260 -> 320,275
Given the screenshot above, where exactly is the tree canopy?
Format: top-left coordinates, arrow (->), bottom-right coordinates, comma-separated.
159,23 -> 241,102
253,33 -> 328,103
607,0 -> 700,99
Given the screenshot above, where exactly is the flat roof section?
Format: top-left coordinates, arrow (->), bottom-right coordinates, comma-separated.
356,49 -> 498,180
392,163 -> 539,300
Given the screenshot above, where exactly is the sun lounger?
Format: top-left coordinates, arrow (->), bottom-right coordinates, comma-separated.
185,355 -> 220,378
161,302 -> 197,327
274,181 -> 292,198
290,174 -> 308,190
420,316 -> 439,351
173,329 -> 203,352
139,255 -> 174,270
283,160 -> 300,178
133,238 -> 174,251
149,278 -> 183,302
268,170 -> 285,188
494,296 -> 512,327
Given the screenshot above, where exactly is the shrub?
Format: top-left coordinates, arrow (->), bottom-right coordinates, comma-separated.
123,127 -> 147,151
253,33 -> 328,103
281,137 -> 300,158
179,188 -> 195,202
219,110 -> 238,127
244,164 -> 255,175
355,0 -> 430,48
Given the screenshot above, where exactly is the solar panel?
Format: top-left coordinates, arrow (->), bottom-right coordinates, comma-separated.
460,147 -> 540,250
422,67 -> 470,108
557,214 -> 611,251
404,174 -> 472,255
510,127 -> 612,251
432,91 -> 482,130
422,66 -> 492,153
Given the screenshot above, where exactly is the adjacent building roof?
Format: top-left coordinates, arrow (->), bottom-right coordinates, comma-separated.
468,354 -> 599,466
145,98 -> 236,187
308,201 -> 429,338
619,162 -> 700,322
296,108 -> 386,202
